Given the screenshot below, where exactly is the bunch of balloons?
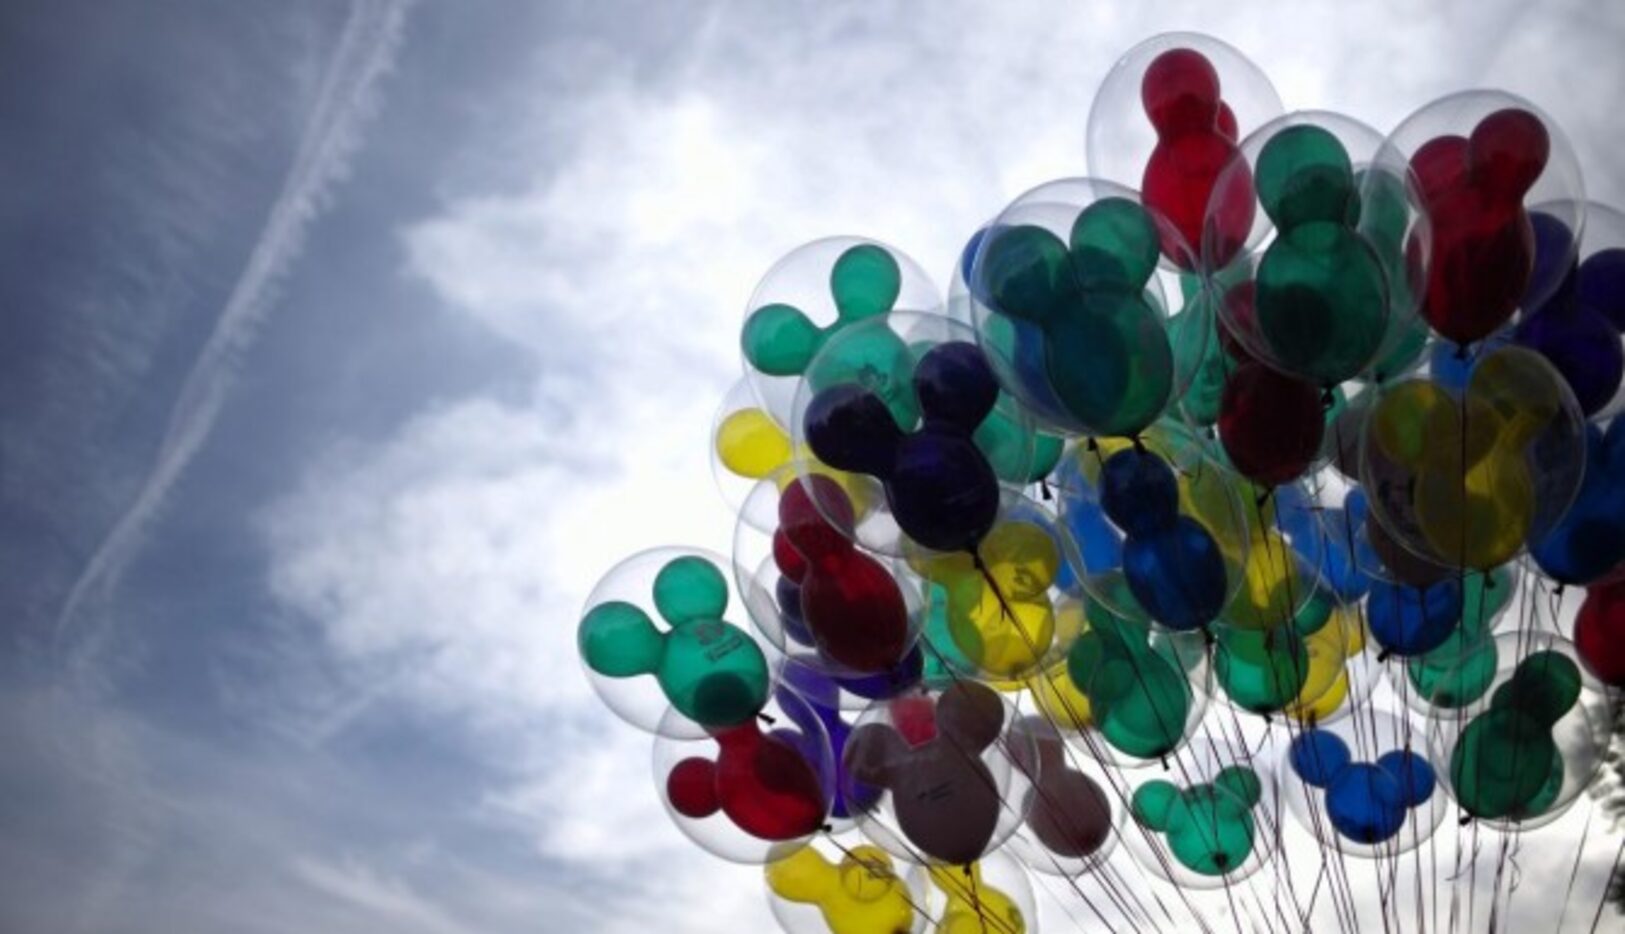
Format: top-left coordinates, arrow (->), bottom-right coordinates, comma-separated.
576,32 -> 1625,933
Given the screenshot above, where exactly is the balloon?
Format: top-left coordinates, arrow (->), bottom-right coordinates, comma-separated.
1529,420 -> 1625,585
802,337 -> 1003,555
843,682 -> 1036,865
1218,359 -> 1326,486
1377,92 -> 1586,345
1066,596 -> 1209,763
1361,346 -> 1586,572
1208,113 -> 1413,386
780,663 -> 882,822
1575,580 -> 1625,687
970,180 -> 1184,437
776,476 -> 912,673
1126,745 -> 1275,886
1085,34 -> 1283,269
655,689 -> 835,864
742,238 -> 941,425
921,851 -> 1035,934
765,842 -> 921,934
1007,717 -> 1116,874
1280,712 -> 1444,857
1429,635 -> 1611,828
1101,447 -> 1230,631
579,548 -> 774,737
1366,576 -> 1463,658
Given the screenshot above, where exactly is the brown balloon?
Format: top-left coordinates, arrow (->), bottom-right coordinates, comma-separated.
844,682 -> 1005,865
1013,717 -> 1112,859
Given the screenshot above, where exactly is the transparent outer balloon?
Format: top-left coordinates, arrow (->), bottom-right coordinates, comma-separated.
744,237 -> 943,427
1282,603 -> 1380,727
1390,562 -> 1525,718
1003,716 -> 1119,877
1122,740 -> 1277,888
910,848 -> 1038,934
1050,421 -> 1253,632
653,687 -> 837,864
840,682 -> 1037,867
579,546 -> 783,739
732,470 -> 927,682
1359,345 -> 1587,574
1374,90 -> 1586,338
1528,200 -> 1625,422
1204,111 -> 1431,387
764,834 -> 929,934
789,311 -> 1037,557
1086,32 -> 1284,245
1279,709 -> 1446,858
1061,591 -> 1213,769
910,492 -> 1085,686
1424,633 -> 1611,829
966,178 -> 1206,438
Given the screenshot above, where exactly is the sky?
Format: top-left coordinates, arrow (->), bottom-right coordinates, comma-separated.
3,1 -> 1625,931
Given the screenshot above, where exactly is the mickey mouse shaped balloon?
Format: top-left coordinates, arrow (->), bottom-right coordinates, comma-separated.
1125,745 -> 1276,887
922,852 -> 1035,934
1281,712 -> 1445,857
578,548 -> 775,737
1512,203 -> 1625,418
1085,33 -> 1283,270
842,682 -> 1036,867
1006,716 -> 1116,877
1428,635 -> 1610,828
1377,91 -> 1585,347
799,333 -> 1005,556
764,841 -> 923,934
654,686 -> 835,864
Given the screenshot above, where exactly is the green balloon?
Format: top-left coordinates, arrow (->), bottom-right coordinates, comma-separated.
1356,167 -> 1427,383
1450,709 -> 1561,819
813,326 -> 918,427
577,557 -> 769,729
1069,604 -> 1192,760
740,244 -> 903,378
1215,627 -> 1309,714
830,243 -> 901,320
1135,775 -> 1261,876
741,303 -> 823,376
1408,624 -> 1497,710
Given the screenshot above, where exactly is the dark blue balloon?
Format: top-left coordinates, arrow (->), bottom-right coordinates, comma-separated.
805,342 -> 1001,553
1376,750 -> 1435,807
779,666 -> 878,819
1326,763 -> 1406,844
959,227 -> 989,293
1367,577 -> 1463,657
1531,422 -> 1625,585
1123,515 -> 1227,631
1429,329 -> 1512,391
776,577 -> 815,647
1579,248 -> 1625,332
1514,300 -> 1623,415
1100,448 -> 1178,537
1290,730 -> 1351,788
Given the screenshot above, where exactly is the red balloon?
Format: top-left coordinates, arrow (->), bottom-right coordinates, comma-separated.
1575,580 -> 1625,687
667,720 -> 827,841
777,477 -> 910,673
1218,360 -> 1325,486
1413,109 -> 1547,346
1140,48 -> 1254,269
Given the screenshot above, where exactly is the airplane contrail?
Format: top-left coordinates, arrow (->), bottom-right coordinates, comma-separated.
52,0 -> 414,681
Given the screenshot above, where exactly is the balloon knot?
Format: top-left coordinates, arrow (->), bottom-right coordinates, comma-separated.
758,712 -> 778,725
820,823 -> 834,833
1160,757 -> 1171,771
1320,388 -> 1336,409
1132,436 -> 1147,454
1376,650 -> 1392,663
1040,480 -> 1053,501
1459,814 -> 1473,826
1455,343 -> 1470,361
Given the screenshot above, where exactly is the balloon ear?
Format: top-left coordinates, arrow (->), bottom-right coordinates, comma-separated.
837,845 -> 901,904
577,601 -> 664,677
667,757 -> 720,819
830,244 -> 902,321
654,556 -> 730,624
778,475 -> 854,561
1254,124 -> 1356,228
979,224 -> 1072,325
935,681 -> 1004,752
1214,765 -> 1263,809
914,342 -> 998,433
1141,48 -> 1221,135
1132,780 -> 1180,832
805,384 -> 903,478
743,303 -> 823,377
844,723 -> 907,788
715,407 -> 791,480
1069,197 -> 1159,291
1467,108 -> 1548,203
1289,730 -> 1351,790
764,846 -> 836,904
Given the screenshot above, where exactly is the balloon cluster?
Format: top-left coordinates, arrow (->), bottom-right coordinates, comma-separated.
576,33 -> 1625,932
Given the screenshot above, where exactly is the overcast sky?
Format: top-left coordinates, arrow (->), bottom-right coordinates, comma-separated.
4,1 -> 1625,932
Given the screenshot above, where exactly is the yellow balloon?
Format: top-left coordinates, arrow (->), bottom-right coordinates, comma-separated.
1414,451 -> 1533,569
928,862 -> 1025,934
1027,600 -> 1094,728
766,845 -> 916,934
716,407 -> 793,480
912,521 -> 1062,682
1222,530 -> 1308,630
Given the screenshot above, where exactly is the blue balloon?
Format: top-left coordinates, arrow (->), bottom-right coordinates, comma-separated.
1123,515 -> 1227,632
1514,299 -> 1623,416
1525,211 -> 1577,314
776,577 -> 815,647
780,664 -> 879,819
1326,763 -> 1407,844
1367,576 -> 1462,657
1429,328 -> 1512,391
1530,422 -> 1625,585
1578,248 -> 1625,332
1100,448 -> 1178,537
1290,730 -> 1351,788
1376,749 -> 1435,807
